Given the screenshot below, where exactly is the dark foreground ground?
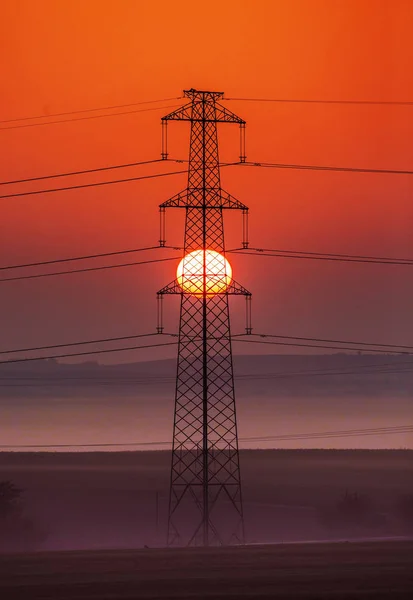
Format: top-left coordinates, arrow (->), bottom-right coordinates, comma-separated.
1,541 -> 413,600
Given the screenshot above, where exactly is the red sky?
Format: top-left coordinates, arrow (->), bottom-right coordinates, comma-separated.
1,0 -> 413,362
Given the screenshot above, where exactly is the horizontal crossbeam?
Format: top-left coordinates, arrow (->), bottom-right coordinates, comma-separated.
160,189 -> 248,211
158,278 -> 251,296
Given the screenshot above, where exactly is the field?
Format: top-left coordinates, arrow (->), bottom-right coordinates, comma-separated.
0,450 -> 412,551
1,541 -> 413,599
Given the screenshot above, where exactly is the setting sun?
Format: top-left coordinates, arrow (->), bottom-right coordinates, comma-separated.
176,250 -> 232,296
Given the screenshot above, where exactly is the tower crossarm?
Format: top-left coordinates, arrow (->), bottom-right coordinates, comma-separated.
160,189 -> 248,211
225,280 -> 251,295
157,279 -> 251,296
162,89 -> 245,125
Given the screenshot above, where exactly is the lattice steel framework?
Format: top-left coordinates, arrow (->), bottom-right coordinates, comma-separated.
158,89 -> 251,547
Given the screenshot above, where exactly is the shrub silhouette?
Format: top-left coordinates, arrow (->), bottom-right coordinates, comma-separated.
0,481 -> 23,519
396,494 -> 413,531
337,490 -> 371,525
318,490 -> 385,535
0,480 -> 46,552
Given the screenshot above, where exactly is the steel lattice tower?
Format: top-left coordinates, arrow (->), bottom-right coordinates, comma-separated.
158,89 -> 251,547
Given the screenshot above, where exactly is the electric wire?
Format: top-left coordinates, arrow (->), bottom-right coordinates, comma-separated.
229,249 -> 413,266
0,246 -> 160,271
2,159 -> 410,203
246,425 -> 413,441
0,97 -> 183,124
0,362 -> 408,382
0,255 -> 181,283
0,159 -> 165,186
241,333 -> 413,352
229,247 -> 413,264
0,245 -> 183,272
235,364 -> 413,381
0,168 -> 188,200
3,93 -> 409,128
3,244 -> 411,274
0,103 -> 182,131
0,162 -> 242,201
0,332 -> 168,355
232,337 -> 413,355
1,425 -> 411,450
3,364 -> 413,387
236,161 -> 413,176
0,341 -> 178,365
2,332 -> 413,367
224,97 -> 413,106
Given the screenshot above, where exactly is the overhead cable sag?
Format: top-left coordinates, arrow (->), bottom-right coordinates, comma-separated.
0,96 -> 184,125
2,331 -> 413,364
0,256 -> 181,283
0,169 -> 188,200
229,248 -> 413,266
1,425 -> 412,450
0,100 -> 183,130
0,159 -> 164,186
224,97 -> 413,106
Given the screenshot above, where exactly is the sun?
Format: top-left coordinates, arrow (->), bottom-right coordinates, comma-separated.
177,250 -> 232,297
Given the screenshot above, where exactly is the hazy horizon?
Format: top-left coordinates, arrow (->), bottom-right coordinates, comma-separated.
2,353 -> 412,451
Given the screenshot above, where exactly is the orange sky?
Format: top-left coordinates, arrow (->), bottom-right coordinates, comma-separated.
1,0 -> 413,359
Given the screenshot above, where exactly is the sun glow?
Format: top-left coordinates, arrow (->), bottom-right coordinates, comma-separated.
177,250 -> 232,297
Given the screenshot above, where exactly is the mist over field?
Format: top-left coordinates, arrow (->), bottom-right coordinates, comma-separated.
1,449 -> 413,553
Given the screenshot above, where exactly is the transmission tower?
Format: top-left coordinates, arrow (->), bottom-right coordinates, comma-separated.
157,89 -> 251,547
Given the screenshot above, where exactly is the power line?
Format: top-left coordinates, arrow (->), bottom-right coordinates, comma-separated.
0,97 -> 183,125
3,364 -> 413,387
3,155 -> 409,191
4,95 -> 409,127
236,161 -> 413,177
3,94 -> 409,129
0,255 -> 181,283
229,249 -> 413,266
0,359 -> 409,381
229,247 -> 413,264
0,245 -> 182,272
232,337 -> 413,355
3,360 -> 413,385
0,246 -> 164,271
1,348 -> 411,377
0,441 -> 171,449
235,365 -> 413,381
0,159 -> 166,186
0,162 -> 240,201
2,327 -> 413,360
225,97 -> 413,106
0,340 -> 178,366
1,331 -> 413,367
3,244 -> 410,274
245,427 -> 413,443
1,159 -> 409,204
246,333 -> 413,352
0,168 -> 188,200
0,103 -> 182,131
0,379 -> 175,387
0,332 -> 169,355
1,425 -> 411,450
3,329 -> 406,359
233,355 -> 413,379
245,425 -> 413,440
